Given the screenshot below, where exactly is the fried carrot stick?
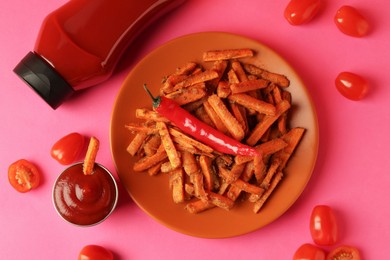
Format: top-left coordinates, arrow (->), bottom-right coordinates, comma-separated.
203,48 -> 254,61
83,136 -> 100,175
135,108 -> 170,122
133,144 -> 167,172
230,79 -> 269,94
157,122 -> 181,170
208,94 -> 245,141
169,168 -> 185,203
173,70 -> 219,90
126,132 -> 148,156
246,100 -> 291,146
165,83 -> 207,106
244,63 -> 290,88
253,171 -> 284,213
228,93 -> 276,116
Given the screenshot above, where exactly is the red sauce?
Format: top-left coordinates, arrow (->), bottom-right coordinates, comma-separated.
53,163 -> 117,226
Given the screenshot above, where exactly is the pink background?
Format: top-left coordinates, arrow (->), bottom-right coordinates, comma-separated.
1,0 -> 389,259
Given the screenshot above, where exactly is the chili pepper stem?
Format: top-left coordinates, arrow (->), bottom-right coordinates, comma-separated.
143,84 -> 160,107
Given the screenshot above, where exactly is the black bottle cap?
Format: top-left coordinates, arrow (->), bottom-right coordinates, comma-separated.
13,52 -> 74,109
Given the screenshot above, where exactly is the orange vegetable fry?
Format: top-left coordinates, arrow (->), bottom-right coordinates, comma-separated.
169,127 -> 214,154
182,151 -> 207,200
165,83 -> 207,105
174,62 -> 198,76
147,161 -> 164,176
209,60 -> 228,91
253,171 -> 284,213
160,160 -> 176,173
173,70 -> 219,91
260,158 -> 281,189
242,160 -> 255,181
272,85 -> 283,104
185,199 -> 214,214
125,123 -> 158,135
244,63 -> 290,88
157,122 -> 181,169
194,106 -> 216,127
228,93 -> 276,116
229,102 -> 248,135
133,144 -> 167,172
203,100 -> 230,136
172,137 -> 201,156
235,138 -> 288,165
126,132 -> 148,156
253,154 -> 267,182
143,134 -> 161,156
216,81 -> 231,98
182,96 -> 207,112
274,127 -> 306,170
190,171 -> 207,201
83,136 -> 100,175
161,74 -> 188,94
231,60 -> 249,82
230,79 -> 269,94
182,150 -> 199,175
246,100 -> 291,146
135,108 -> 170,122
228,69 -> 240,84
199,155 -> 215,191
169,168 -> 185,203
207,191 -> 235,210
203,48 -> 254,61
228,163 -> 246,184
232,179 -> 264,196
208,94 -> 245,141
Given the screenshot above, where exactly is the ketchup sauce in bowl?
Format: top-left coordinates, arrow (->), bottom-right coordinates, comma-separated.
53,162 -> 118,226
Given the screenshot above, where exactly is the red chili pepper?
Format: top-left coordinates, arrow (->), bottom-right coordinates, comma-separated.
144,85 -> 259,156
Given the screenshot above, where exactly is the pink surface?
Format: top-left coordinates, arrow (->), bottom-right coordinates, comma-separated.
1,0 -> 389,259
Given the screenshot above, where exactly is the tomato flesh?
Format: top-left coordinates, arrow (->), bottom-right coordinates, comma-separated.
327,245 -> 361,260
8,159 -> 40,193
293,243 -> 326,260
78,245 -> 114,260
335,72 -> 368,101
51,132 -> 85,165
310,205 -> 338,246
334,6 -> 369,37
284,0 -> 321,25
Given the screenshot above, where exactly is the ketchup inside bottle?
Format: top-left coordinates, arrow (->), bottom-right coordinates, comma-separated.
14,0 -> 186,109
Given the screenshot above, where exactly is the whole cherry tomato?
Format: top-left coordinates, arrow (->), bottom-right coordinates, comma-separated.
78,245 -> 114,260
284,0 -> 321,25
8,159 -> 41,193
334,6 -> 369,37
310,205 -> 338,246
293,243 -> 326,260
335,72 -> 368,101
327,245 -> 361,260
51,132 -> 85,165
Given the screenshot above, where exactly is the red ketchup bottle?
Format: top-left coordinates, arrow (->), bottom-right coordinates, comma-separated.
13,0 -> 186,109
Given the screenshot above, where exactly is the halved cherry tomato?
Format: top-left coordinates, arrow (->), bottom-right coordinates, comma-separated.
284,0 -> 321,25
335,72 -> 368,101
310,205 -> 338,246
51,132 -> 85,165
8,159 -> 41,193
334,6 -> 369,37
78,245 -> 114,260
293,243 -> 326,260
327,245 -> 361,260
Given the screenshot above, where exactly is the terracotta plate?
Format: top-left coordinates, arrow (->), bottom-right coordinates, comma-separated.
110,32 -> 319,238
